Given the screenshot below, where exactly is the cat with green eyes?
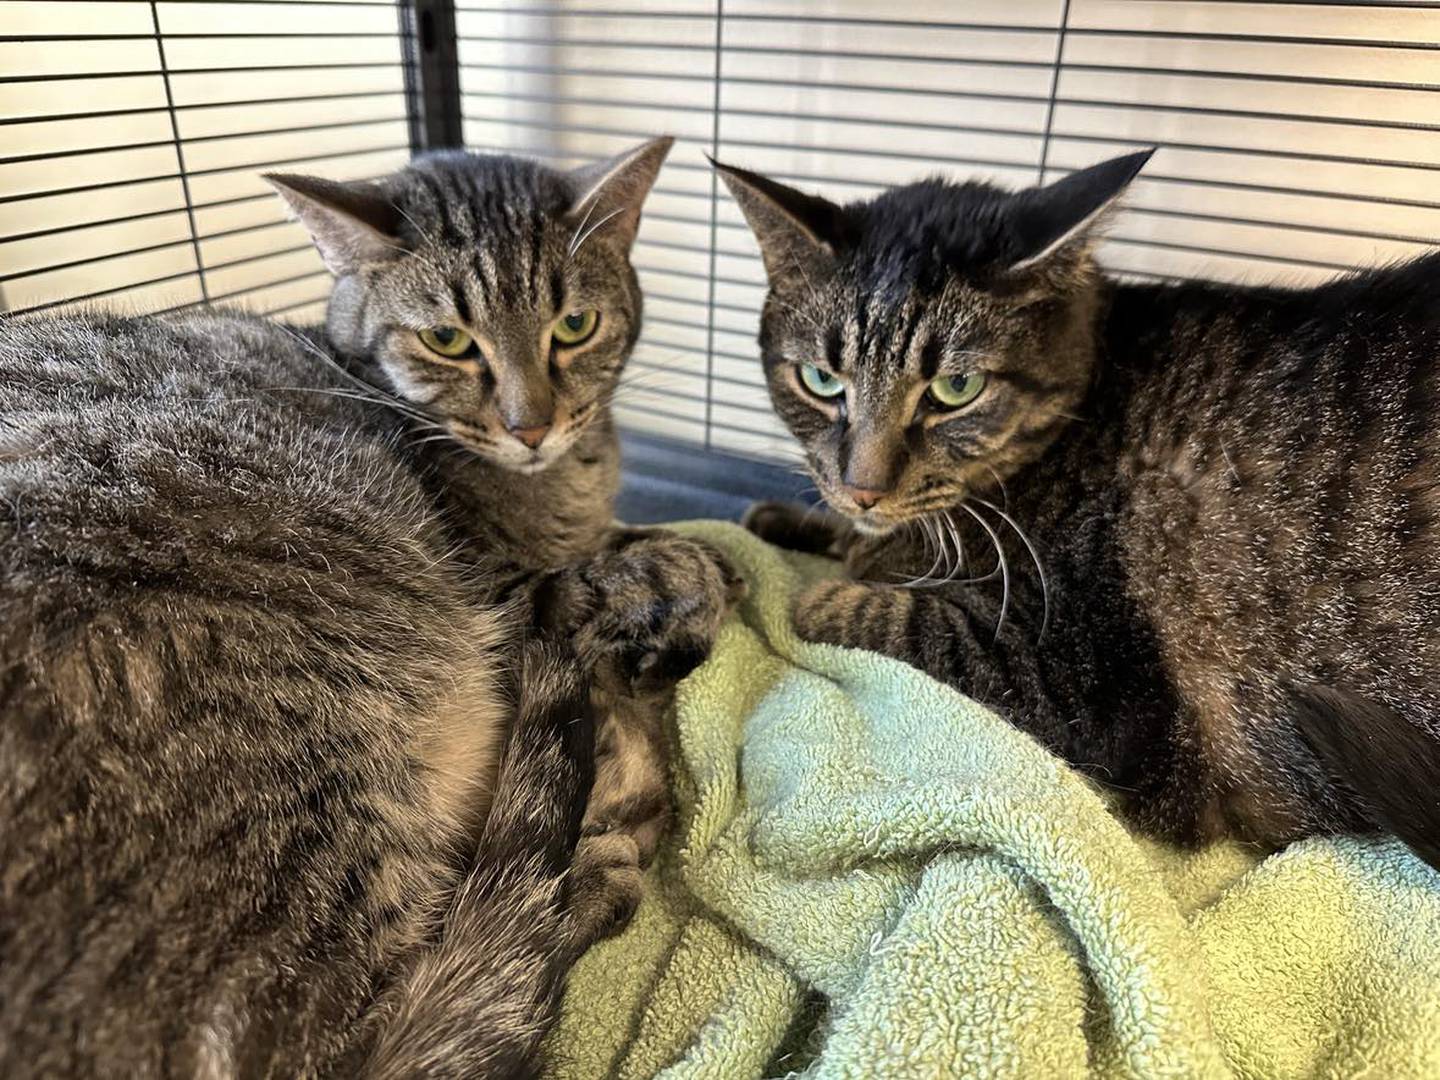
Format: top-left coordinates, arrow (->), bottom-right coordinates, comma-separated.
718,151 -> 1440,871
0,138 -> 743,1077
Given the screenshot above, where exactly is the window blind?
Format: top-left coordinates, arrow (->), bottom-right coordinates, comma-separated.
0,0 -> 412,322
458,0 -> 1440,461
3,1 -> 1437,464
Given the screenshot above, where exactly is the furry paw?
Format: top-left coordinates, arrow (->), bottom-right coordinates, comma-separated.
584,700 -> 672,869
564,831 -> 644,951
742,500 -> 850,556
568,533 -> 746,698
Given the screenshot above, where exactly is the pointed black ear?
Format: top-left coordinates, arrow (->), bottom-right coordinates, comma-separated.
1008,149 -> 1154,270
711,158 -> 847,289
565,136 -> 674,252
265,173 -> 404,276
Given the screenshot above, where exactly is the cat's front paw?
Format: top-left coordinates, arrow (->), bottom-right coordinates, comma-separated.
578,534 -> 745,697
563,831 -> 644,951
743,500 -> 850,556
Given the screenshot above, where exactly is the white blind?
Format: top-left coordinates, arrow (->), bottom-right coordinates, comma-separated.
459,0 -> 1440,461
0,0 -> 411,322
4,2 -> 1437,464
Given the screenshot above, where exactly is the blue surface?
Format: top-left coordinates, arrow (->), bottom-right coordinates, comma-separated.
615,433 -> 817,524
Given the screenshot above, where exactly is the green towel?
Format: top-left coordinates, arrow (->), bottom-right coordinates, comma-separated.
549,522 -> 1440,1079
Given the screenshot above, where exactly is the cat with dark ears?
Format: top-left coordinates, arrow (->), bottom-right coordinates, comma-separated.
0,137 -> 743,1077
716,150 -> 1440,869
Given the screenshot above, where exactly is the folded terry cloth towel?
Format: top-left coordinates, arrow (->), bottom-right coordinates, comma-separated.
548,522 -> 1440,1079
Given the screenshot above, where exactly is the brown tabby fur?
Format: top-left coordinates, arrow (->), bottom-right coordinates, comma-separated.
719,151 -> 1440,869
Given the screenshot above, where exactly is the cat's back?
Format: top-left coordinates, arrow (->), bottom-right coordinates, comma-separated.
0,310 -> 509,1076
0,308 -> 394,487
1106,250 -> 1440,384
1098,251 -> 1440,750
1,308 -> 358,430
0,309 -> 437,616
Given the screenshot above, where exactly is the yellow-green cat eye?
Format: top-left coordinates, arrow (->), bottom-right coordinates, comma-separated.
552,309 -> 599,346
418,327 -> 473,358
928,372 -> 987,409
798,362 -> 844,399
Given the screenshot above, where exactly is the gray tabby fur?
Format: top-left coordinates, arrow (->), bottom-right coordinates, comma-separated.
0,138 -> 739,1077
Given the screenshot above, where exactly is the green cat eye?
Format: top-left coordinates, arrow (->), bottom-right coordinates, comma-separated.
798,362 -> 844,399
418,327 -> 473,359
552,309 -> 599,346
928,372 -> 987,410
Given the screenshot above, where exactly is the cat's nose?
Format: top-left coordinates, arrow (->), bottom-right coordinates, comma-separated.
507,422 -> 551,449
843,485 -> 888,510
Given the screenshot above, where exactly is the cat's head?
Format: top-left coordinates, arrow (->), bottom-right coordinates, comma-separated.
715,151 -> 1152,532
266,137 -> 671,473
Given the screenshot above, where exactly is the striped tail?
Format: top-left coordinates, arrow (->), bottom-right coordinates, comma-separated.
1291,683 -> 1440,871
364,642 -> 595,1080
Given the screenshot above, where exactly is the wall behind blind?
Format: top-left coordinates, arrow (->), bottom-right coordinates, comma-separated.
0,0 -> 411,322
459,0 -> 1440,461
4,2 -> 1437,464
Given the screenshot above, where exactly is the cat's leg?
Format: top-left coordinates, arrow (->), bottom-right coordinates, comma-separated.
788,578 -> 1076,744
742,499 -> 853,556
790,580 -> 1007,690
584,687 -> 672,868
364,642 -> 611,1080
534,534 -> 744,872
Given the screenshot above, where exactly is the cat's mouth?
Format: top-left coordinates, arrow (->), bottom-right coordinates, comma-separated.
849,513 -> 900,537
446,418 -> 587,474
818,484 -> 905,535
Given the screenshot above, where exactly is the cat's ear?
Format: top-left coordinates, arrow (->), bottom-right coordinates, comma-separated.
712,159 -> 845,288
1007,149 -> 1154,271
565,136 -> 674,252
264,173 -> 404,276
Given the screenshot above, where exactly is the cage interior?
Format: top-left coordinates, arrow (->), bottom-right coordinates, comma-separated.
4,0 -> 1437,517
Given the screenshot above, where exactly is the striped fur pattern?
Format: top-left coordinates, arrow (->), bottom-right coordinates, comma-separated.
720,153 -> 1440,868
0,140 -> 739,1077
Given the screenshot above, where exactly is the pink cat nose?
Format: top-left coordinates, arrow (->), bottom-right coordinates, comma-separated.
843,485 -> 887,510
508,423 -> 551,449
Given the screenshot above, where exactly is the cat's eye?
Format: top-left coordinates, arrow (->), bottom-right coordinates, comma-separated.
798,362 -> 844,399
552,309 -> 599,346
418,327 -> 474,359
927,372 -> 987,410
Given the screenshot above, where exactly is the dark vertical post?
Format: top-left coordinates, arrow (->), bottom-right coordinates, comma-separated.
151,1 -> 209,303
702,0 -> 724,451
1037,0 -> 1071,186
399,0 -> 464,154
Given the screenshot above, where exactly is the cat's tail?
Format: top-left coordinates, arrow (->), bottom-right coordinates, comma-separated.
363,641 -> 595,1080
1290,683 -> 1440,870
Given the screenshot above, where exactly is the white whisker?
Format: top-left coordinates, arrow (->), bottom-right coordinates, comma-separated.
895,516 -> 948,588
770,295 -> 823,335
270,384 -> 442,431
394,204 -> 442,250
983,464 -> 1011,511
569,206 -> 625,261
973,497 -> 1050,641
566,197 -> 599,260
271,325 -> 448,433
788,255 -> 823,312
961,501 -> 1010,641
901,508 -> 992,589
390,205 -> 449,274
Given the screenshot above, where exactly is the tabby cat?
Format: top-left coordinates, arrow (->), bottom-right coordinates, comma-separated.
0,137 -> 739,1077
717,150 -> 1440,868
